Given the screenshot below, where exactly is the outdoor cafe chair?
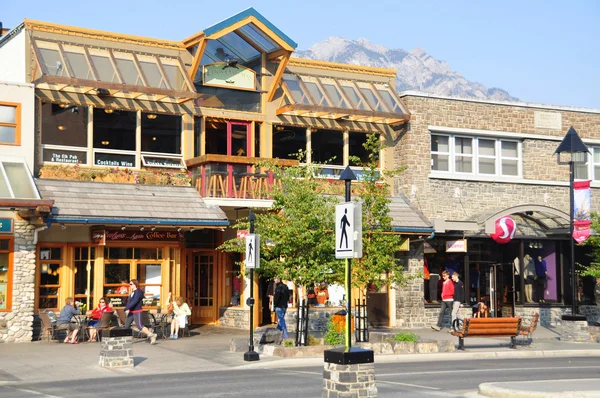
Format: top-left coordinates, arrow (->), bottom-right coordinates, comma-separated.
87,311 -> 114,342
38,310 -> 61,342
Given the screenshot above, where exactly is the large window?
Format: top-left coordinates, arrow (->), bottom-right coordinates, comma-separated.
38,247 -> 62,310
93,109 -> 136,168
0,238 -> 13,312
431,133 -> 521,178
0,103 -> 20,145
272,126 -> 306,160
141,113 -> 181,154
73,247 -> 94,306
41,103 -> 88,165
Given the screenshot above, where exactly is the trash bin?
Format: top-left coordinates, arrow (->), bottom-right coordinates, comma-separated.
332,310 -> 355,333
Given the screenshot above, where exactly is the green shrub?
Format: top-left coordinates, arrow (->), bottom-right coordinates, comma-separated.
306,334 -> 321,346
393,332 -> 418,342
324,318 -> 345,346
283,339 -> 295,347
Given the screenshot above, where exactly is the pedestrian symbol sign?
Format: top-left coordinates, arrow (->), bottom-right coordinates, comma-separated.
245,234 -> 260,268
335,202 -> 362,259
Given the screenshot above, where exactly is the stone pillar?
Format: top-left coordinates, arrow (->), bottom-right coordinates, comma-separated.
395,242 -> 426,328
99,329 -> 134,368
323,362 -> 377,397
560,319 -> 591,342
0,219 -> 36,343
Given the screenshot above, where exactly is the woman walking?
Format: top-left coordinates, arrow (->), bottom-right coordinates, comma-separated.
125,279 -> 157,344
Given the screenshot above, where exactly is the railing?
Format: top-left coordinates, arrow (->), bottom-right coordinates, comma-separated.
295,298 -> 309,346
355,299 -> 369,342
186,154 -> 298,199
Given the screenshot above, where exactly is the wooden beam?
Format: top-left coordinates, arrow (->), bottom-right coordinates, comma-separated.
267,53 -> 290,102
188,38 -> 206,81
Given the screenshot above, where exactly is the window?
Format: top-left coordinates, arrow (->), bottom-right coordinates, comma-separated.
272,126 -> 306,160
0,238 -> 13,312
41,103 -> 88,165
431,133 -> 521,178
38,247 -> 62,310
137,264 -> 162,306
0,103 -> 20,145
141,113 -> 181,154
73,247 -> 95,305
0,161 -> 38,199
312,129 -> 343,166
93,109 -> 136,168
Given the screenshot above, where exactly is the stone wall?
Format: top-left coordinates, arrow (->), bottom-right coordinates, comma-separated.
395,243 -> 426,328
515,306 -> 571,328
219,306 -> 346,332
0,219 -> 36,343
395,95 -> 600,221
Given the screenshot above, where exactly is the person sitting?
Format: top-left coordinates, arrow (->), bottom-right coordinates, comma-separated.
170,296 -> 192,340
56,297 -> 81,344
87,297 -> 113,342
473,302 -> 489,318
229,290 -> 240,306
115,280 -> 129,295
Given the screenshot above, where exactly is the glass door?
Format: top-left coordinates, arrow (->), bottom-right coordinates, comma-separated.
191,252 -> 216,324
228,122 -> 252,197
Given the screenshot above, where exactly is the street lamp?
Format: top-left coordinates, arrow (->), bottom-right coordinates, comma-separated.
243,211 -> 260,361
555,126 -> 589,321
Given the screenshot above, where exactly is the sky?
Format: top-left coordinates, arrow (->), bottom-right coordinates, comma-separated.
2,0 -> 599,109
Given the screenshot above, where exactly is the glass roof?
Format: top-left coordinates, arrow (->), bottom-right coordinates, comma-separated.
0,160 -> 39,199
278,73 -> 409,124
32,39 -> 194,99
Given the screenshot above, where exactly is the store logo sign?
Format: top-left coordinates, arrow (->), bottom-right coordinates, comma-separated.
490,216 -> 517,244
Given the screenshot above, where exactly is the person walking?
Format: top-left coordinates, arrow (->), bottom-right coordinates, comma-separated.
273,277 -> 290,339
451,272 -> 464,331
125,279 -> 157,344
432,270 -> 454,331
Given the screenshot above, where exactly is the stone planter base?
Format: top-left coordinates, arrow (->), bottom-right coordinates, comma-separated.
99,336 -> 134,368
323,362 -> 377,397
560,319 -> 591,342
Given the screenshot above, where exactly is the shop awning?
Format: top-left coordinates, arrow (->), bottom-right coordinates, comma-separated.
276,72 -> 410,125
35,179 -> 228,227
389,195 -> 434,233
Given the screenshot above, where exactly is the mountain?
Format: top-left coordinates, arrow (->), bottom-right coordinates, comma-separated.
294,37 -> 517,102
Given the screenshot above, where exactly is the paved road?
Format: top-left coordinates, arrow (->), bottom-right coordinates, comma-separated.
1,357 -> 599,397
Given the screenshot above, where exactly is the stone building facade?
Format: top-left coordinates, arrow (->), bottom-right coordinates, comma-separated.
392,92 -> 600,328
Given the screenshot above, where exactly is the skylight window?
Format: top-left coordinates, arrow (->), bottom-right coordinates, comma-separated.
0,161 -> 39,199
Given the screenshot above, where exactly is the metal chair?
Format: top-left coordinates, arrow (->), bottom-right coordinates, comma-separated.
115,308 -> 126,327
38,310 -> 60,342
88,311 -> 114,342
178,316 -> 191,338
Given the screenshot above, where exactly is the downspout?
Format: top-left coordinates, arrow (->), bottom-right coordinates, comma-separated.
33,223 -> 49,245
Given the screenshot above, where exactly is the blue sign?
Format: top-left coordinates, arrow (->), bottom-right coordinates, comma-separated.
0,218 -> 12,233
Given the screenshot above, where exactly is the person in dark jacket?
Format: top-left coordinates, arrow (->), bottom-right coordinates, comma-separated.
125,279 -> 157,344
451,272 -> 465,330
273,277 -> 290,338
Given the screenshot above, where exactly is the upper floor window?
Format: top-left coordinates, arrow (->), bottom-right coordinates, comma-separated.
0,103 -> 20,146
574,148 -> 600,181
431,134 -> 521,178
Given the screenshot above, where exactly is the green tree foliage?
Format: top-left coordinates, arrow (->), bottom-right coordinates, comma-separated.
578,212 -> 600,278
218,151 -> 340,287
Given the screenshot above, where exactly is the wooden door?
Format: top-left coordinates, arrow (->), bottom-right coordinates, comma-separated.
190,251 -> 216,324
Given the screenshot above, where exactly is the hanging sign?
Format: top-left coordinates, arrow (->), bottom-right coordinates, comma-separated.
446,239 -> 467,252
573,180 -> 591,244
490,216 -> 517,244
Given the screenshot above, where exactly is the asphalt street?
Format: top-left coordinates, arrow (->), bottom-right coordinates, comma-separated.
1,356 -> 599,397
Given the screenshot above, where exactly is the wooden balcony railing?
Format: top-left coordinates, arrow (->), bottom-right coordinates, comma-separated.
186,154 -> 298,199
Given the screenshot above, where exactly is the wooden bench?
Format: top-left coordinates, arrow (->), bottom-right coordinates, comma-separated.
518,313 -> 539,345
451,317 -> 522,350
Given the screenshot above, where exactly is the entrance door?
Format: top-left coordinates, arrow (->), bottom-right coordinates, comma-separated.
228,122 -> 252,197
367,284 -> 389,327
191,252 -> 216,324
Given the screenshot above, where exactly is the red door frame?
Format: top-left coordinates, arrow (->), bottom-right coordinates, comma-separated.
226,121 -> 252,197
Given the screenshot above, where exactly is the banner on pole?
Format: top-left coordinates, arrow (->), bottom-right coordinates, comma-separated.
573,180 -> 591,244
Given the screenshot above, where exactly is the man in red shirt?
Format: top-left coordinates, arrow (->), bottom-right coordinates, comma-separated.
432,270 -> 454,331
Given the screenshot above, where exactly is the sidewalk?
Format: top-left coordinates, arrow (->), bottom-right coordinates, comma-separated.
1,324 -> 599,386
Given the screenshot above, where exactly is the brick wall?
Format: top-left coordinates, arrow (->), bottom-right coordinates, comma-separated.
395,95 -> 600,221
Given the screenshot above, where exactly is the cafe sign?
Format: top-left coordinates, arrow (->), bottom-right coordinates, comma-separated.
446,239 -> 467,253
203,63 -> 256,91
91,229 -> 182,245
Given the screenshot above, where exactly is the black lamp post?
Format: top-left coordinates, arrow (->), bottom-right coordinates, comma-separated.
339,166 -> 357,350
244,211 -> 260,361
555,126 -> 589,321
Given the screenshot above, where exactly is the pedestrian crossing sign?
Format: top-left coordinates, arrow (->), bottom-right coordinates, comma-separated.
335,202 -> 362,259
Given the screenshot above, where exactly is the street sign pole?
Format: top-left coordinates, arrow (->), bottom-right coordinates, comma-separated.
244,212 -> 259,362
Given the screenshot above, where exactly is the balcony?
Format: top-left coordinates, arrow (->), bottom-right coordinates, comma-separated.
186,154 -> 298,200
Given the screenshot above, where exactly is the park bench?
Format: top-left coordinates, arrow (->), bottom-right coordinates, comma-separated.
518,313 -> 539,345
451,317 -> 522,350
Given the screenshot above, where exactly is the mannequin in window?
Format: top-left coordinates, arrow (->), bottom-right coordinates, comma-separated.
523,254 -> 535,303
534,255 -> 547,303
512,257 -> 521,302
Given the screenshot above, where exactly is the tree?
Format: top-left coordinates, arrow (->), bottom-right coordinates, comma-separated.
346,134 -> 408,292
578,212 -> 600,278
218,152 -> 341,288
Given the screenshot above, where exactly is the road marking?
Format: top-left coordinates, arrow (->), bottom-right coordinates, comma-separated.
15,388 -> 63,398
377,380 -> 440,390
377,365 -> 600,377
276,369 -> 321,376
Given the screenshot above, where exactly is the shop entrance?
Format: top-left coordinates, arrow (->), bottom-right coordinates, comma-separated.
189,251 -> 216,324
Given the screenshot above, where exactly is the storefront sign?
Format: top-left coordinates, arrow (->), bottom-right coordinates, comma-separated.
108,297 -> 124,307
490,216 -> 517,244
534,111 -> 562,130
94,153 -> 135,168
398,237 -> 410,252
446,239 -> 467,252
203,63 -> 256,91
141,155 -> 184,169
91,229 -> 182,245
573,180 -> 591,243
0,218 -> 12,233
43,149 -> 87,165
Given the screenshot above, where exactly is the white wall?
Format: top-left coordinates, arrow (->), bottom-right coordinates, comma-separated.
0,31 -> 26,83
0,81 -> 35,171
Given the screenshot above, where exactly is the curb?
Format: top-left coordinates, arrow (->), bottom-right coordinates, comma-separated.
478,378 -> 600,398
